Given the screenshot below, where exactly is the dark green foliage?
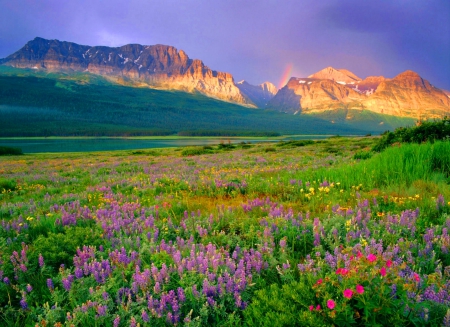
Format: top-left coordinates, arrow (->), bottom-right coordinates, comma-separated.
244,281 -> 326,327
217,143 -> 236,150
181,147 -> 212,156
0,146 -> 23,156
372,117 -> 450,152
353,150 -> 373,160
0,178 -> 16,191
31,226 -> 106,271
276,140 -> 314,148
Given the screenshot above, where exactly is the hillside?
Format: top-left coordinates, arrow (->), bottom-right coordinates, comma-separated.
0,67 -> 414,136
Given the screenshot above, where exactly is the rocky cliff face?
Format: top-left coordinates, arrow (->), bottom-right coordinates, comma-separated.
236,80 -> 277,108
1,37 -> 254,106
361,71 -> 450,118
267,77 -> 365,113
268,67 -> 450,119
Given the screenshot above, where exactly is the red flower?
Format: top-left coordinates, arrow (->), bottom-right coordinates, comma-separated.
367,254 -> 377,262
380,266 -> 386,277
386,259 -> 392,268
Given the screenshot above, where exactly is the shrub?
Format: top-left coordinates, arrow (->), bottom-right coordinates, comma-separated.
181,147 -> 211,156
0,178 -> 16,191
372,117 -> 450,152
353,150 -> 372,160
0,146 -> 23,156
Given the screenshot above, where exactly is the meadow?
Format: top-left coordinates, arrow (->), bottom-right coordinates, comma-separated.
1,134 -> 449,326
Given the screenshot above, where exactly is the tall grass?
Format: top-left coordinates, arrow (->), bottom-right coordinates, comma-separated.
300,141 -> 450,190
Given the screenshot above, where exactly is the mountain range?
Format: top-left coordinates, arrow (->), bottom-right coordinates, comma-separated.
1,37 -> 449,121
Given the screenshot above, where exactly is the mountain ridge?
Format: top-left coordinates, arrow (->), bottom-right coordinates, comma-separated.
2,38 -> 450,120
1,37 -> 256,107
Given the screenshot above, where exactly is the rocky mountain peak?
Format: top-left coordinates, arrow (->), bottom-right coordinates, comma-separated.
394,70 -> 422,80
308,66 -> 361,83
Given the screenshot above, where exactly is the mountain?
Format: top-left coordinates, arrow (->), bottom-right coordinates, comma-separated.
267,77 -> 365,114
267,67 -> 450,119
308,67 -> 362,84
361,71 -> 450,118
236,80 -> 277,108
0,37 -> 255,107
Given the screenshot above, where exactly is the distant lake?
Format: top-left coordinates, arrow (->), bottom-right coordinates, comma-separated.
0,136 -> 331,154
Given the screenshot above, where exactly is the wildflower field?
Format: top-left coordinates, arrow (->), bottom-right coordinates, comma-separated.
1,135 -> 450,326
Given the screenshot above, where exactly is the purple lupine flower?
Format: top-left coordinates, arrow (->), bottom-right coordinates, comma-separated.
391,284 -> 397,297
97,304 -> 107,316
47,278 -> 54,290
142,310 -> 149,322
75,267 -> 83,279
437,194 -> 446,210
62,277 -> 72,291
443,310 -> 450,327
26,284 -> 33,293
38,254 -> 44,268
3,277 -> 10,285
177,287 -> 186,302
113,316 -> 120,327
279,239 -> 287,249
20,298 -> 28,309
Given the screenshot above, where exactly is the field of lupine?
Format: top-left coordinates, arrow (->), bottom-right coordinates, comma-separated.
1,136 -> 450,326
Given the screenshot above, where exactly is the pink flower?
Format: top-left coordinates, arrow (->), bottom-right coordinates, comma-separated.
367,254 -> 377,262
316,278 -> 323,285
380,266 -> 386,277
413,273 -> 420,282
356,285 -> 364,294
386,259 -> 392,268
316,305 -> 321,311
343,289 -> 353,299
327,299 -> 336,310
309,305 -> 314,311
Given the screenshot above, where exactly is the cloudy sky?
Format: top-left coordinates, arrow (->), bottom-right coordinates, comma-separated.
1,0 -> 449,89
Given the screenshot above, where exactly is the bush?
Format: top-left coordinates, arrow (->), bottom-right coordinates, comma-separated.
353,151 -> 372,160
372,117 -> 450,152
277,140 -> 314,148
0,146 -> 23,156
181,147 -> 211,156
0,178 -> 16,191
